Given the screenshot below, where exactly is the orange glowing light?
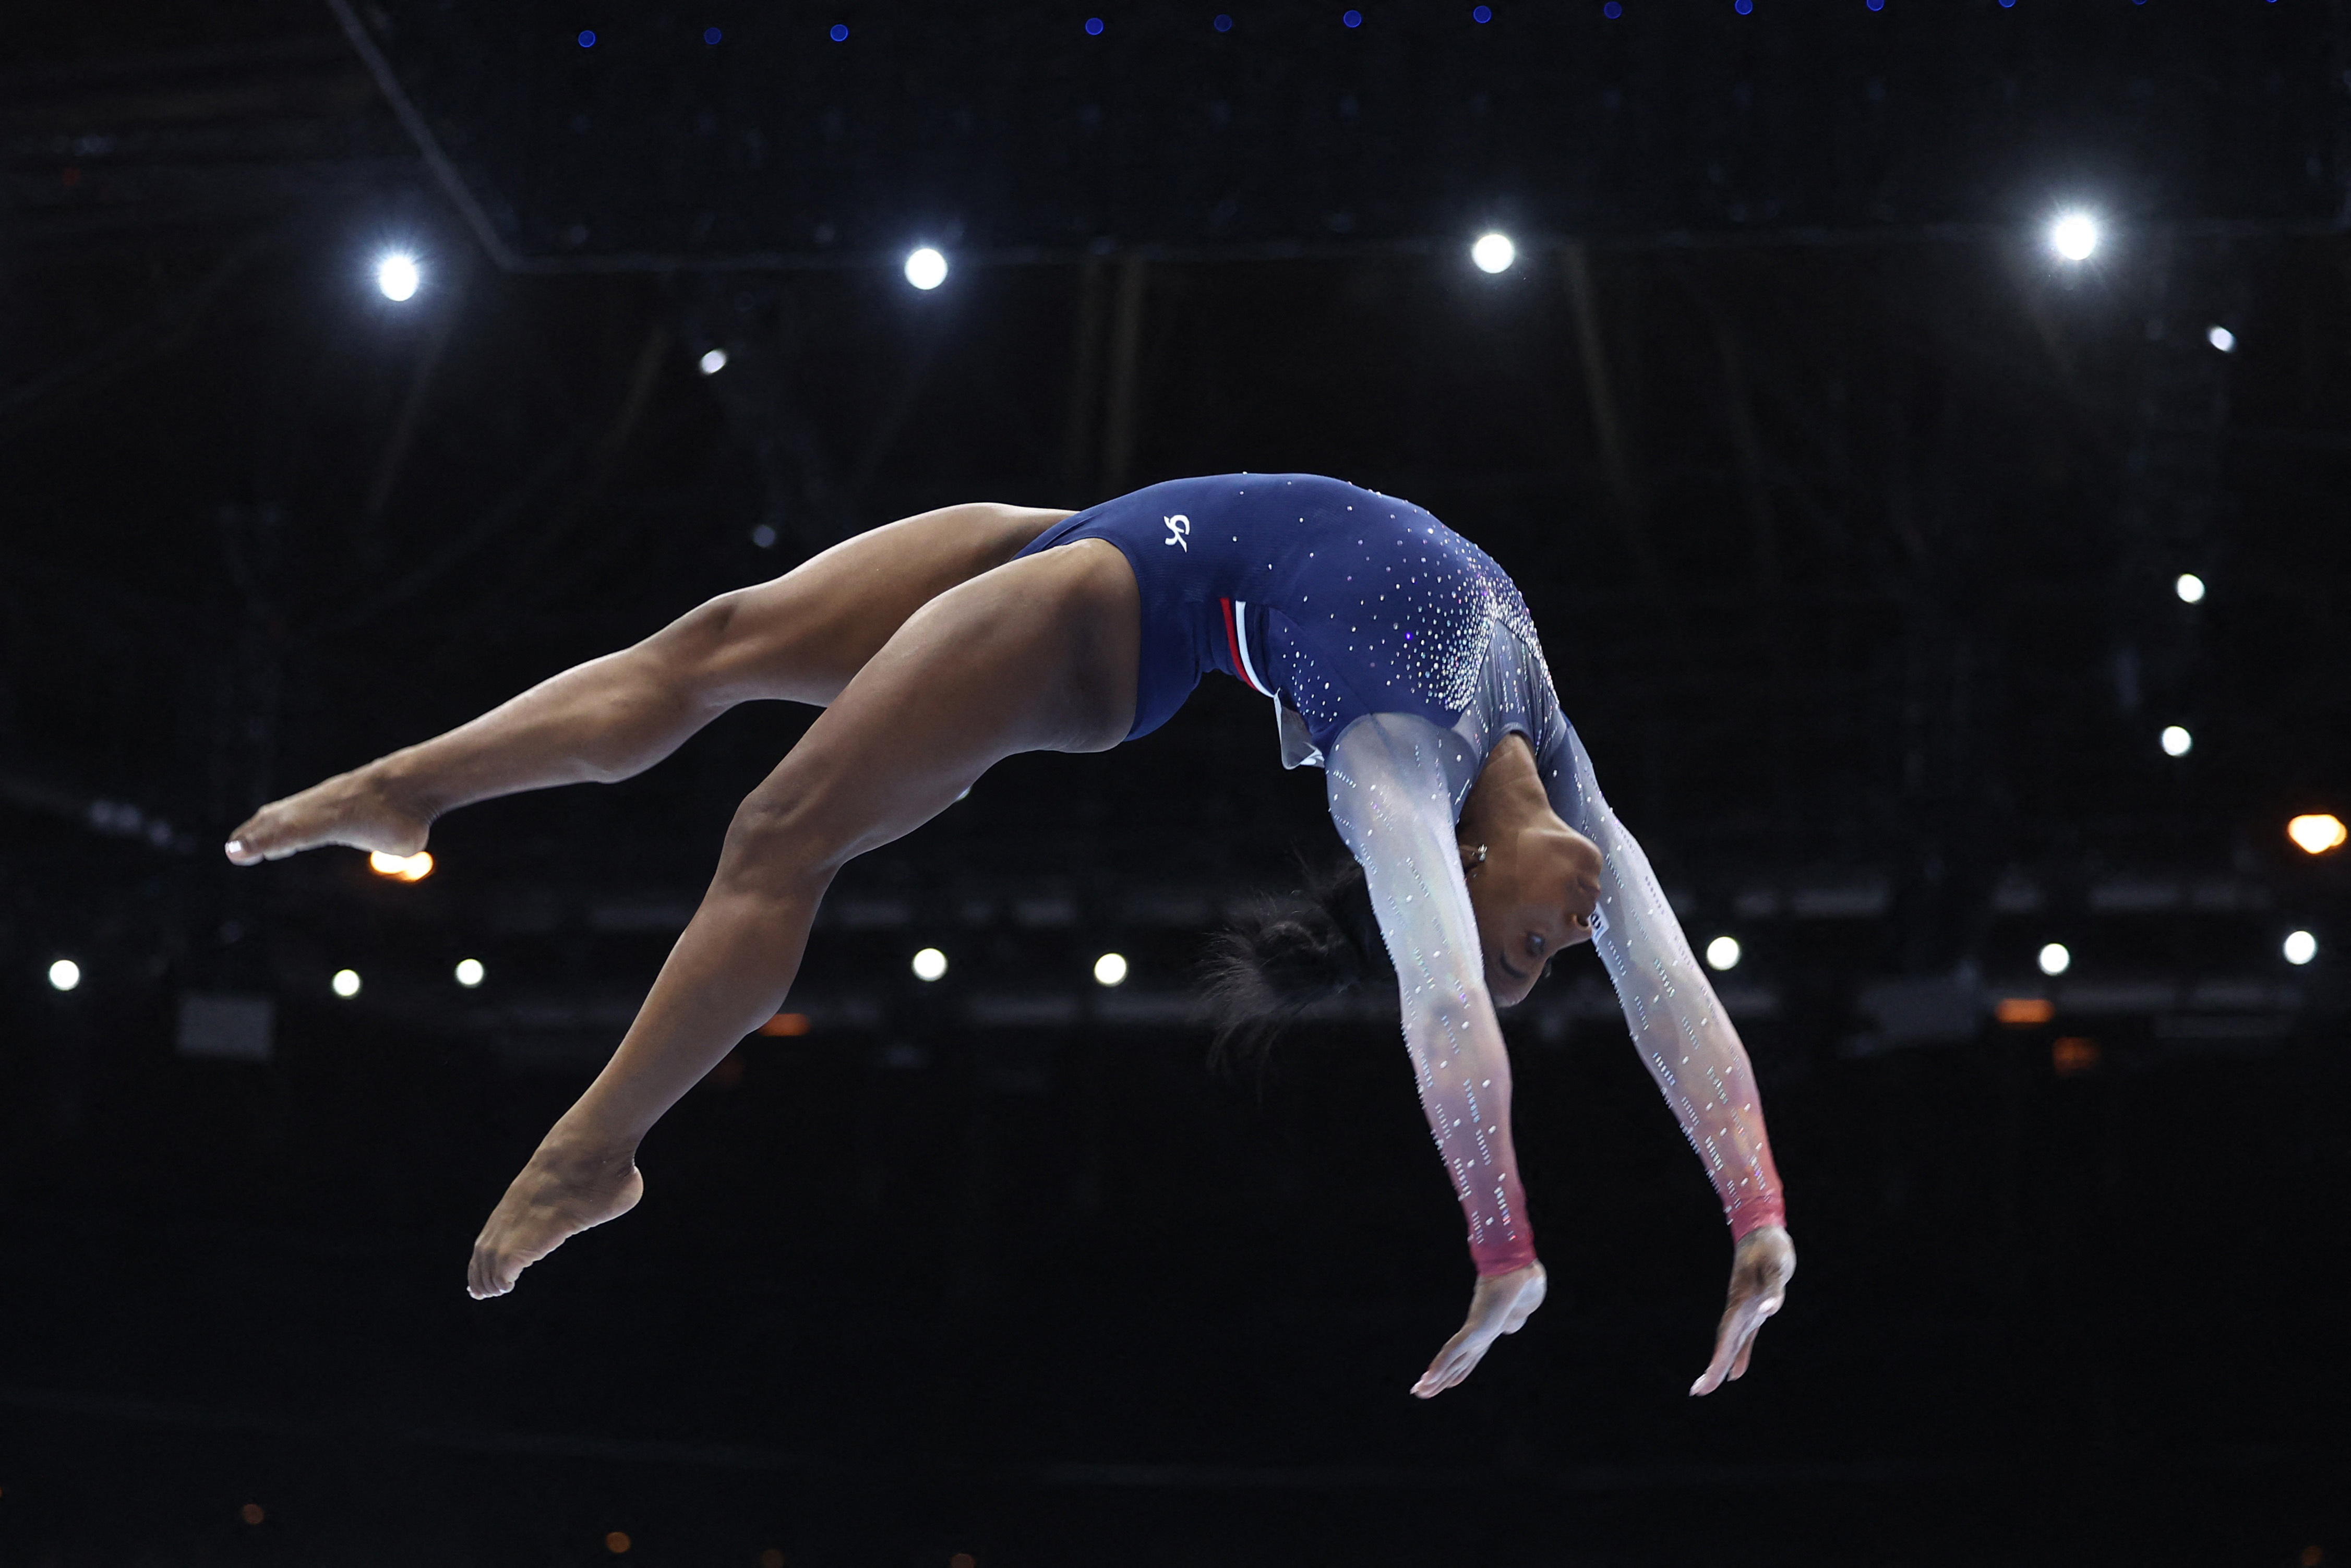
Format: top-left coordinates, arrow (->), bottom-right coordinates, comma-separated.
2288,814 -> 2347,857
950,1556 -> 976,1568
2300,1548 -> 2323,1567
758,1012 -> 812,1037
760,1551 -> 786,1568
241,1504 -> 265,1526
605,1533 -> 632,1555
1996,997 -> 2055,1026
2052,1037 -> 2101,1077
367,849 -> 435,882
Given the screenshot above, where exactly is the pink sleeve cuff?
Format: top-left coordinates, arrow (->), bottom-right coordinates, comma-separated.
1728,1197 -> 1786,1239
1472,1234 -> 1539,1278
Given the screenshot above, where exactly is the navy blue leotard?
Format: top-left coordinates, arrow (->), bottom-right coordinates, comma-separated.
1018,474 -> 1786,1278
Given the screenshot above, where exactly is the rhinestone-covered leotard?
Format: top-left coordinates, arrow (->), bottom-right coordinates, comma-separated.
1018,475 -> 1786,1276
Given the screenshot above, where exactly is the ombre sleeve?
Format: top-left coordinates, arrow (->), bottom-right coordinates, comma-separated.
1326,715 -> 1538,1278
1545,724 -> 1786,1237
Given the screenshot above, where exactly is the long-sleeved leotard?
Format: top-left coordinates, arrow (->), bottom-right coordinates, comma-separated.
1017,475 -> 1786,1272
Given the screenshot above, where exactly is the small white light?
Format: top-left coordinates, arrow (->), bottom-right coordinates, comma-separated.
47,958 -> 81,992
2049,212 -> 2099,262
699,347 -> 729,375
368,849 -> 434,882
2283,930 -> 2317,967
1093,951 -> 1129,987
2206,324 -> 2236,353
2161,725 -> 2193,758
2037,943 -> 2071,978
454,958 -> 486,988
2174,573 -> 2205,604
331,968 -> 363,998
903,247 -> 949,291
1704,936 -> 1742,972
1470,232 -> 1516,275
376,252 -> 421,301
911,946 -> 948,982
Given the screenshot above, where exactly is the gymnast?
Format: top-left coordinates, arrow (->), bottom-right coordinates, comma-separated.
225,474 -> 1793,1399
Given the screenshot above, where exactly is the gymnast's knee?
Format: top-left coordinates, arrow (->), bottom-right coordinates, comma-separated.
711,783 -> 854,902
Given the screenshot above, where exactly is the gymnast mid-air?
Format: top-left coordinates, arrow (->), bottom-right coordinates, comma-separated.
226,474 -> 1793,1398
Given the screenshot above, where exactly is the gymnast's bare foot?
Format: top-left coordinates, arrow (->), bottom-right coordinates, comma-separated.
223,764 -> 431,865
467,1139 -> 644,1299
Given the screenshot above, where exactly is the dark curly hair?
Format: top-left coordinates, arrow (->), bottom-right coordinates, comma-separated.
1200,855 -> 1395,1068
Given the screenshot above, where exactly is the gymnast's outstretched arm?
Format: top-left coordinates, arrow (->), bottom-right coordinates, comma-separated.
1546,722 -> 1795,1394
1324,714 -> 1548,1398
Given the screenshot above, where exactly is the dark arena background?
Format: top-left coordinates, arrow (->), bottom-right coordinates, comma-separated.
5,2 -> 2350,1564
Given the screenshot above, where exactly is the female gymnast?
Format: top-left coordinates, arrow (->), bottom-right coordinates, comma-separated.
225,474 -> 1792,1400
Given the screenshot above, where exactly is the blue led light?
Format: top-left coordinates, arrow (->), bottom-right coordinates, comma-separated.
1602,0 -> 1620,13
1085,14 -> 1103,32
1342,7 -> 1362,25
829,21 -> 848,39
703,25 -> 721,43
1214,11 -> 1232,27
1472,3 -> 1491,19
1866,0 -> 1881,9
1733,0 -> 1750,11
577,28 -> 596,46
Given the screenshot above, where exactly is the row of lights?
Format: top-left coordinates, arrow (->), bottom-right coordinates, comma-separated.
911,947 -> 1132,987
365,209 -> 2187,313
50,813 -> 2345,996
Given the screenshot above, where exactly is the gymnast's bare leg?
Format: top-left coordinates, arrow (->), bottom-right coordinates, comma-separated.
222,502 -> 1072,864
461,537 -> 1139,1295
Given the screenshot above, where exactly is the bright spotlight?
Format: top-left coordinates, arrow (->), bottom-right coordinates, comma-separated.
1704,935 -> 1742,972
376,252 -> 421,301
903,247 -> 949,291
1470,232 -> 1516,275
2174,572 -> 2205,604
2037,943 -> 2071,978
2048,212 -> 2100,262
369,849 -> 435,882
2283,930 -> 2318,967
2160,725 -> 2193,758
2287,814 -> 2347,856
454,958 -> 486,988
911,947 -> 948,982
1093,951 -> 1129,987
47,958 -> 81,992
2206,324 -> 2236,353
331,968 -> 363,998
699,347 -> 729,376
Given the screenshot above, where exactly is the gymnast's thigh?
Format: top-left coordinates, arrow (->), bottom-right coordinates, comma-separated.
715,539 -> 1141,884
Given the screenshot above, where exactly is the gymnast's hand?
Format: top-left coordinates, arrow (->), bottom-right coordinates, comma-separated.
1689,1224 -> 1795,1396
1411,1261 -> 1547,1398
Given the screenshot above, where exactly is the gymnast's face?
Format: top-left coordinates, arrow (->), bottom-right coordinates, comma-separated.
1465,816 -> 1603,1007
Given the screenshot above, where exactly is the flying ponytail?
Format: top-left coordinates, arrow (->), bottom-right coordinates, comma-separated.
1200,854 -> 1395,1068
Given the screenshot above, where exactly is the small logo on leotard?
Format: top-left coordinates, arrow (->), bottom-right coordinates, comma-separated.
1162,513 -> 1191,551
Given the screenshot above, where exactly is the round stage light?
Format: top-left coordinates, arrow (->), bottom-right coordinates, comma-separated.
1705,935 -> 1742,972
2161,725 -> 2193,758
1093,952 -> 1129,987
376,252 -> 421,301
2287,813 -> 2346,856
1471,232 -> 1516,274
47,958 -> 81,992
454,958 -> 486,988
911,947 -> 949,982
2283,930 -> 2317,967
904,247 -> 949,291
2037,943 -> 2071,977
2049,212 -> 2100,262
2174,572 -> 2205,604
332,968 -> 363,998
2206,324 -> 2237,353
699,347 -> 728,375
